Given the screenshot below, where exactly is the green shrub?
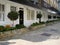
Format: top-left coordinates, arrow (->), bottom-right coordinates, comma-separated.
39,22 -> 45,24
0,24 -> 26,32
0,27 -> 15,32
46,20 -> 59,23
46,21 -> 51,23
0,25 -> 17,32
7,11 -> 18,26
0,26 -> 4,32
31,22 -> 45,26
15,24 -> 26,29
31,22 -> 39,26
4,27 -> 16,31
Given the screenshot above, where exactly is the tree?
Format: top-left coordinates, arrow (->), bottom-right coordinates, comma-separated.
37,13 -> 42,23
7,11 -> 18,26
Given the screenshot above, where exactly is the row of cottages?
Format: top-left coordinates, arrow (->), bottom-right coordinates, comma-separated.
0,0 -> 59,27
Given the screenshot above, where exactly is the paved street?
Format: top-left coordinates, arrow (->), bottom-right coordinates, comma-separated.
0,23 -> 60,45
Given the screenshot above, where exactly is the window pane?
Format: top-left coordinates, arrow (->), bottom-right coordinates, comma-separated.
0,4 -> 1,11
27,8 -> 30,20
31,10 -> 34,20
0,4 -> 5,21
2,5 -> 5,11
11,6 -> 16,11
3,13 -> 4,21
27,9 -> 35,20
0,13 -> 1,21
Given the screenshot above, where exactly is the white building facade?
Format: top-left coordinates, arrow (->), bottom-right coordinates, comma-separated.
0,0 -> 59,27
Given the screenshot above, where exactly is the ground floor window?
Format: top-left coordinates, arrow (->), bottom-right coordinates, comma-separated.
31,10 -> 34,20
27,8 -> 35,20
0,4 -> 5,21
0,13 -> 5,21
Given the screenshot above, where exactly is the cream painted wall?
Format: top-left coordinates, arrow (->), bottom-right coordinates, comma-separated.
0,0 -> 58,27
0,0 -> 40,27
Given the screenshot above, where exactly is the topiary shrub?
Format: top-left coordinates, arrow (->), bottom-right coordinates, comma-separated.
7,11 -> 18,26
37,13 -> 42,23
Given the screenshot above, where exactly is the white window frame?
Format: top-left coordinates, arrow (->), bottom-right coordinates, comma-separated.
27,8 -> 35,20
10,6 -> 16,11
0,4 -> 5,21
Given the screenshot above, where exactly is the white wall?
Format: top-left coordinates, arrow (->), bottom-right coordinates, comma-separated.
0,0 -> 40,27
0,0 -> 58,27
24,7 -> 40,27
41,10 -> 58,22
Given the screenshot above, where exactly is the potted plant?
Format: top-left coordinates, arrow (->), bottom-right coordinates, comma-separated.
37,13 -> 42,23
7,11 -> 18,26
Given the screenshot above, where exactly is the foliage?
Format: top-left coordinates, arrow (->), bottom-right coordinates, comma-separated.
31,22 -> 39,26
37,13 -> 42,23
37,13 -> 42,18
0,27 -> 16,32
4,27 -> 16,31
0,25 -> 16,32
0,26 -> 4,31
0,24 -> 26,32
15,24 -> 26,29
40,22 -> 45,24
7,11 -> 18,26
46,20 -> 59,23
7,11 -> 18,21
31,22 -> 45,26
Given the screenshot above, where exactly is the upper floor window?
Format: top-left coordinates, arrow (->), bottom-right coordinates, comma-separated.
10,6 -> 16,11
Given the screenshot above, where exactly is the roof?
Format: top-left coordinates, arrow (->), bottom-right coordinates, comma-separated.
9,0 -> 40,9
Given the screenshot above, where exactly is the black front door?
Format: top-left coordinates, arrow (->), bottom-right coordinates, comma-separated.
19,10 -> 24,25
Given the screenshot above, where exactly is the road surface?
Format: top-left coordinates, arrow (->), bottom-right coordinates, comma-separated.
0,22 -> 60,45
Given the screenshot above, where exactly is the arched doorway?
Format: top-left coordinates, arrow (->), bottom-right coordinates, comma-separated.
19,8 -> 24,25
